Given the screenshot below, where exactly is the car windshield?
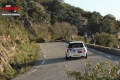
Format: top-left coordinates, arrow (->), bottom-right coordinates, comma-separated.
68,43 -> 84,48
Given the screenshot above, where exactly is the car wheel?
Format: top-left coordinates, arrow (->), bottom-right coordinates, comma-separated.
85,54 -> 87,58
66,55 -> 69,60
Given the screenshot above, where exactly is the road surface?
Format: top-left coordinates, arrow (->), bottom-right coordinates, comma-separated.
12,42 -> 120,80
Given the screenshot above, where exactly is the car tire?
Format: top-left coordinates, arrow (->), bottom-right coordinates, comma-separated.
85,54 -> 87,58
66,55 -> 69,60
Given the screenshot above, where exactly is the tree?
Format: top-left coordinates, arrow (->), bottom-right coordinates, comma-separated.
86,11 -> 102,34
95,32 -> 118,47
103,14 -> 116,20
100,18 -> 116,34
57,0 -> 64,3
49,22 -> 78,40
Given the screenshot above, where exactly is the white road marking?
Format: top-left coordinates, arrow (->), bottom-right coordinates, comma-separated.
40,45 -> 46,58
106,55 -> 111,58
41,60 -> 45,65
28,69 -> 37,74
40,45 -> 45,53
98,52 -> 103,54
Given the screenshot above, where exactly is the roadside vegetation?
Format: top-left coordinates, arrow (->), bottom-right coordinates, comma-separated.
65,60 -> 120,80
1,42 -> 39,80
1,0 -> 120,43
95,32 -> 118,47
0,16 -> 40,80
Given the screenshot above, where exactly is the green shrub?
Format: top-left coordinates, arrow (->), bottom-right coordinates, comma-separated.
65,60 -> 120,80
0,26 -> 6,35
9,52 -> 28,70
15,39 -> 21,44
3,65 -> 16,79
6,28 -> 16,40
9,42 -> 39,79
36,37 -> 45,43
0,71 -> 6,80
28,34 -> 37,42
15,52 -> 28,65
95,32 -> 118,47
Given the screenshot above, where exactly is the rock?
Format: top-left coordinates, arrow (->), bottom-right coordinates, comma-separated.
0,65 -> 4,72
12,46 -> 16,51
16,35 -> 21,40
7,35 -> 11,41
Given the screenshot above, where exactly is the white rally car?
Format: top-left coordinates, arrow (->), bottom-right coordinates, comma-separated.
65,41 -> 87,60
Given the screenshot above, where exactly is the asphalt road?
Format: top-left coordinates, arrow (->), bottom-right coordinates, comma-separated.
12,42 -> 120,80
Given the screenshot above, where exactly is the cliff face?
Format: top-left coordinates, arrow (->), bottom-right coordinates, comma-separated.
0,16 -> 35,73
0,35 -> 18,72
0,19 -> 40,80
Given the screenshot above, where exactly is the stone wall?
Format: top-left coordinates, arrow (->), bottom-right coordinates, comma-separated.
86,43 -> 120,56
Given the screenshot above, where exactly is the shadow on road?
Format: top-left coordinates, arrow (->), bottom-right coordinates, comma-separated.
34,54 -> 99,66
33,49 -> 119,70
87,47 -> 120,62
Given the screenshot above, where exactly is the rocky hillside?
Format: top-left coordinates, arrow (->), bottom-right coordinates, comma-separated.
0,34 -> 26,71
0,35 -> 15,72
0,17 -> 39,80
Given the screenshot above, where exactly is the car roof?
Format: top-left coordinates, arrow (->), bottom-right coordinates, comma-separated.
69,41 -> 84,44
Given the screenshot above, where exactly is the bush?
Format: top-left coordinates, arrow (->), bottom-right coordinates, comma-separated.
0,71 -> 7,80
28,34 -> 37,42
64,60 -> 120,80
0,26 -> 6,35
3,65 -> 16,79
95,32 -> 118,47
15,39 -> 21,44
9,42 -> 40,79
36,37 -> 45,43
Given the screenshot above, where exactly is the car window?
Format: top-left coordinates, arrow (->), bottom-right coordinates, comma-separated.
68,43 -> 84,48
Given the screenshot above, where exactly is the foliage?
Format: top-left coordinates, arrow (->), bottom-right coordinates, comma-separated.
100,18 -> 116,34
64,60 -> 120,80
1,0 -> 120,38
0,12 -> 40,80
15,39 -> 21,44
9,42 -> 40,78
3,65 -> 16,79
95,32 -> 118,47
0,0 -> 120,36
0,71 -> 6,80
49,22 -> 78,40
0,0 -> 120,79
86,11 -> 102,34
36,37 -> 45,43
